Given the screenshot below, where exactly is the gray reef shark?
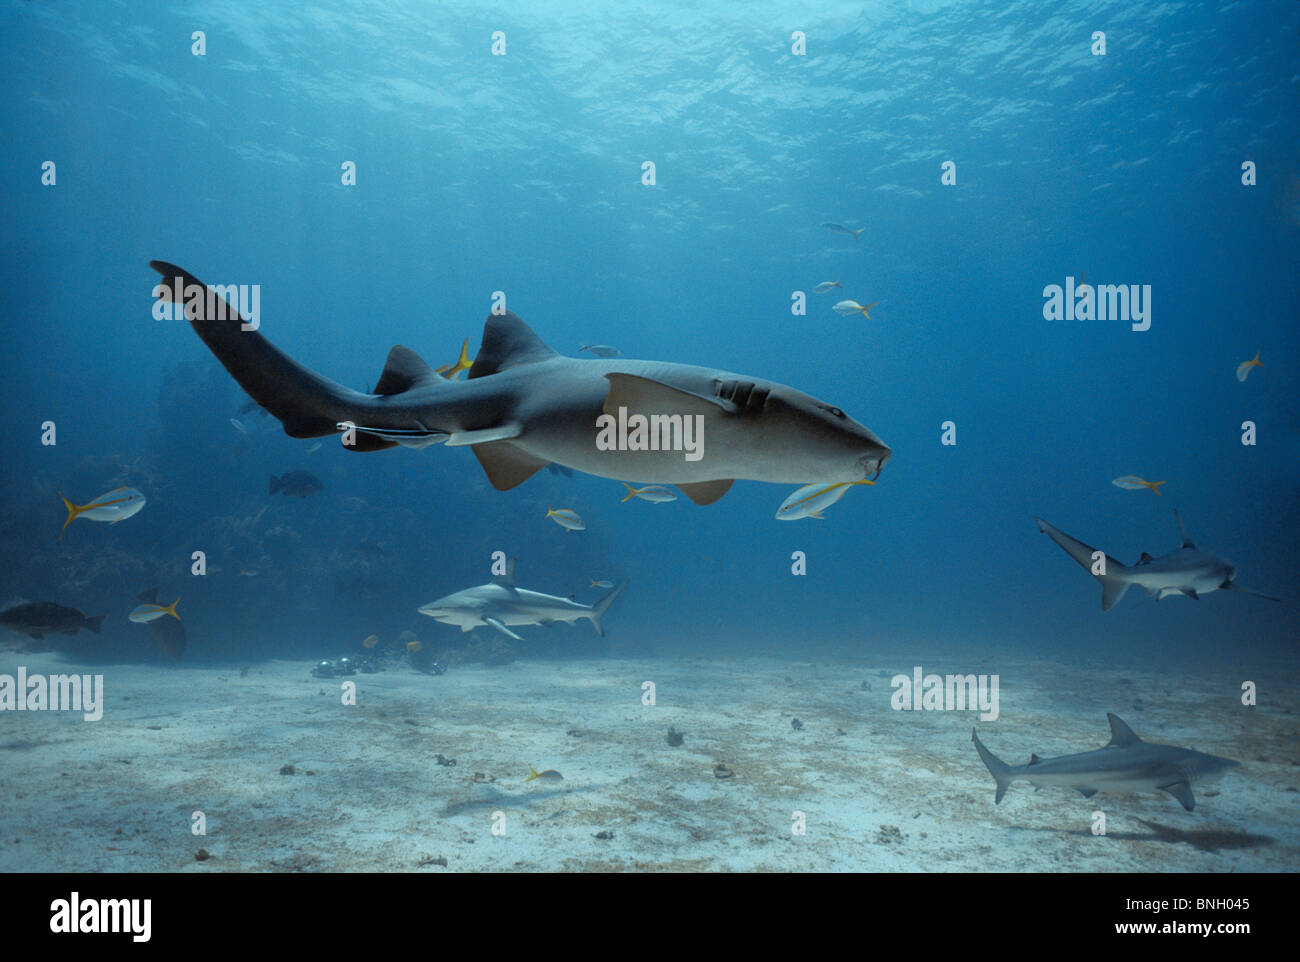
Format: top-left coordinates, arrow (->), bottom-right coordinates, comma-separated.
1034,510 -> 1280,610
418,559 -> 626,640
972,713 -> 1240,811
149,262 -> 891,505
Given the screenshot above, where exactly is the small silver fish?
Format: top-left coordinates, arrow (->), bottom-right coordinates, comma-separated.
546,507 -> 585,531
813,280 -> 841,294
620,483 -> 677,503
589,579 -> 614,589
579,344 -> 621,358
821,222 -> 865,240
230,418 -> 248,435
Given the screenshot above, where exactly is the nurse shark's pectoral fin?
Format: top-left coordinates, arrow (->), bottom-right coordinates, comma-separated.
677,480 -> 735,505
483,617 -> 523,641
472,441 -> 550,490
1159,780 -> 1196,812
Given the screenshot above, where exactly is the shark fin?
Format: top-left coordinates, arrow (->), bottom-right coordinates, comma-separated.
469,312 -> 558,378
1223,581 -> 1281,602
1137,552 -> 1154,565
1159,780 -> 1195,812
446,424 -> 523,447
971,729 -> 1013,804
83,615 -> 106,635
149,261 -> 357,439
1183,589 -> 1200,600
1076,787 -> 1099,798
472,441 -> 550,490
585,580 -> 628,637
677,480 -> 735,505
373,346 -> 442,396
1174,509 -> 1195,549
1034,516 -> 1130,610
603,372 -> 738,418
1101,577 -> 1131,611
484,617 -> 523,641
1028,754 -> 1042,765
492,557 -> 517,587
1106,713 -> 1142,747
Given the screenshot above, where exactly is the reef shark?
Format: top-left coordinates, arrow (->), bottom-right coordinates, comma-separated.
972,713 -> 1240,812
1034,510 -> 1280,610
418,560 -> 626,639
148,262 -> 891,505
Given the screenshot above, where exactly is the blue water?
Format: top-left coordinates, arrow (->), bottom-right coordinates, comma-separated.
2,0 -> 1297,669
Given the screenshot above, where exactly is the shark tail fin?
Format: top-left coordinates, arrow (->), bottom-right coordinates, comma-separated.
1034,516 -> 1130,610
149,261 -> 369,440
586,580 -> 628,637
1100,574 -> 1131,611
972,729 -> 1013,804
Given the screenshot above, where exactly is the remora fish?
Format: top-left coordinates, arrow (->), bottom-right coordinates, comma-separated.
1034,510 -> 1280,610
418,559 -> 626,640
0,602 -> 106,639
149,262 -> 891,506
972,713 -> 1240,811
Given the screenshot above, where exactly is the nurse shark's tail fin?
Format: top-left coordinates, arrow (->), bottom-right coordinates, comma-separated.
150,261 -> 365,439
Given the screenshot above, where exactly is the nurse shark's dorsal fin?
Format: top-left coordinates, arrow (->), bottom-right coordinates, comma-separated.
1137,552 -> 1154,565
469,312 -> 559,378
1173,509 -> 1196,549
1106,713 -> 1142,747
492,557 -> 517,587
374,346 -> 442,396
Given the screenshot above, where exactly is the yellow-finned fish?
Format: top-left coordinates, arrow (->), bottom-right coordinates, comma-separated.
1236,352 -> 1262,383
60,487 -> 147,537
435,338 -> 473,380
525,766 -> 563,782
1112,476 -> 1165,495
129,595 -> 181,624
362,634 -> 379,649
546,507 -> 585,531
775,479 -> 874,521
406,640 -> 422,653
620,483 -> 677,503
590,579 -> 614,588
812,280 -> 841,294
831,299 -> 880,319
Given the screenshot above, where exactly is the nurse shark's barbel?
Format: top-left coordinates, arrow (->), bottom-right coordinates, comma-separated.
148,262 -> 891,505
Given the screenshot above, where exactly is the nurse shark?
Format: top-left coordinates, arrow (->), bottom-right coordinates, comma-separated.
149,262 -> 891,504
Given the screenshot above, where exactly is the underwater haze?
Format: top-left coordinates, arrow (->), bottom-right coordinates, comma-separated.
1,0 -> 1297,874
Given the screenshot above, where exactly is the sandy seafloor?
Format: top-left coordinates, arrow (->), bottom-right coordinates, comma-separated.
0,644 -> 1296,872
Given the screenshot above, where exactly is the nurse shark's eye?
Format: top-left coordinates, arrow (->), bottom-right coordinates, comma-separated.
826,406 -> 845,419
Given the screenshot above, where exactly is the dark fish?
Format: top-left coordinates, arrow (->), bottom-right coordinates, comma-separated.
269,470 -> 324,497
0,602 -> 106,640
